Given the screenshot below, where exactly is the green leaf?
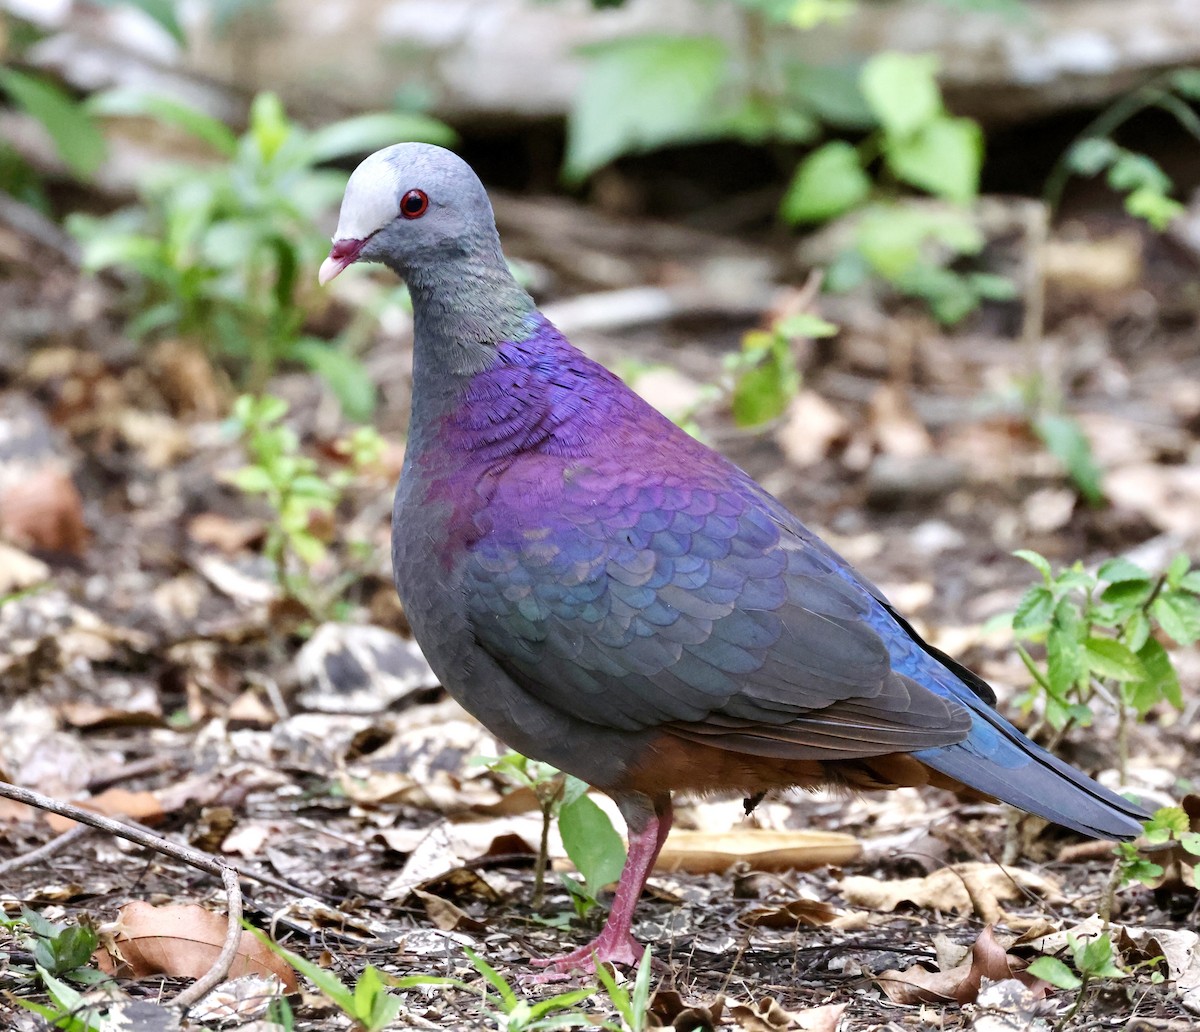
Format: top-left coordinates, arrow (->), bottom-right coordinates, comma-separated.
1013,549 -> 1053,583
1152,592 -> 1200,646
305,112 -> 456,164
228,466 -> 274,494
860,52 -> 942,138
1166,553 -> 1191,586
1097,557 -> 1149,584
1032,413 -> 1104,506
1047,605 -> 1083,699
558,793 -> 626,895
1013,585 -> 1054,633
780,141 -> 871,224
1027,955 -> 1081,990
784,62 -> 874,130
1108,151 -> 1172,194
1066,137 -> 1118,176
1179,570 -> 1200,595
885,116 -> 982,203
0,68 -> 106,179
88,89 -> 238,156
1082,636 -> 1146,682
244,925 -> 355,1012
565,35 -> 728,181
1171,68 -> 1200,100
1074,934 -> 1124,979
1124,187 -> 1184,231
732,360 -> 791,427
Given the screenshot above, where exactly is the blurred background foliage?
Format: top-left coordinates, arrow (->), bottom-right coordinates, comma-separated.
1,0 -> 1197,486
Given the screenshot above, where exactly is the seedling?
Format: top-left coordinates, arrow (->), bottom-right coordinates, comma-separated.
1005,550 -> 1197,780
1045,68 -> 1200,229
226,393 -> 386,616
4,909 -> 109,1032
1027,932 -> 1125,1030
478,752 -> 627,918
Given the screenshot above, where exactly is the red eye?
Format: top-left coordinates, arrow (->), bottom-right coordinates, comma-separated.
400,189 -> 429,219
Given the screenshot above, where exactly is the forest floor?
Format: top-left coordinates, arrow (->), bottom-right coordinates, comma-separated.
0,177 -> 1198,1031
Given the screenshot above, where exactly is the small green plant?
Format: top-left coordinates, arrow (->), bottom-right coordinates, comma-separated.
593,947 -> 655,1032
785,52 -> 1015,324
1027,932 -> 1125,1030
452,947 -> 596,1032
1113,806 -> 1200,892
480,752 -> 627,920
727,310 -> 836,426
1006,551 -> 1198,779
566,0 -> 1011,325
4,908 -> 108,1032
1046,68 -> 1200,229
557,785 -> 627,920
246,925 -> 403,1032
69,90 -> 452,417
3,908 -> 103,983
226,393 -> 386,615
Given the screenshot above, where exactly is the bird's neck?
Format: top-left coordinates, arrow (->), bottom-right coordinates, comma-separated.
404,247 -> 535,379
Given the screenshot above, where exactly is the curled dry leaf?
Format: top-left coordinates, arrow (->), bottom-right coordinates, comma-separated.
875,925 -> 1045,1006
649,989 -> 724,1032
656,829 -> 861,875
728,997 -> 847,1032
738,898 -> 840,930
1114,925 -> 1200,1005
840,862 -> 1061,922
412,889 -> 487,933
96,902 -> 298,992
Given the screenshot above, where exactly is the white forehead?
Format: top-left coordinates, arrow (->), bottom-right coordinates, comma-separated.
333,148 -> 405,241
331,143 -> 488,242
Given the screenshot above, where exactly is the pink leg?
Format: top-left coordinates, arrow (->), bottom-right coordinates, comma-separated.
530,796 -> 673,977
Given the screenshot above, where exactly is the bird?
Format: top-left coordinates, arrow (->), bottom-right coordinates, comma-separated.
319,143 -> 1147,975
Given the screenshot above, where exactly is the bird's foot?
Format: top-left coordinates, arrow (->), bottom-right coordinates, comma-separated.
526,931 -> 644,981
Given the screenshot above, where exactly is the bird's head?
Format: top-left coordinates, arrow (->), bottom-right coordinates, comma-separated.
319,143 -> 500,286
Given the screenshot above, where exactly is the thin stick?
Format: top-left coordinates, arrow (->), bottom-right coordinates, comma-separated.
0,823 -> 93,876
0,782 -> 228,880
173,863 -> 244,1010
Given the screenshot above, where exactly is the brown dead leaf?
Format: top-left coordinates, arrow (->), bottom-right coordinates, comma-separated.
728,997 -> 846,1031
188,513 -> 266,554
46,787 -> 164,833
149,339 -> 228,419
839,862 -> 1060,922
869,384 -> 931,459
114,409 -> 190,469
649,989 -> 724,1032
413,889 -> 487,933
0,466 -> 87,555
738,898 -> 840,929
656,829 -> 860,875
875,925 -> 1044,1006
1106,463 -> 1200,538
776,390 -> 849,468
96,902 -> 298,992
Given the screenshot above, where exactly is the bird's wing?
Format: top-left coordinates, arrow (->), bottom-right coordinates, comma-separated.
464,464 -> 972,761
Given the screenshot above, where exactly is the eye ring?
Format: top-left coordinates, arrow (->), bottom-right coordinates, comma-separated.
400,189 -> 429,219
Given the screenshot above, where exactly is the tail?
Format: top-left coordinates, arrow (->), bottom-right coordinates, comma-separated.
914,704 -> 1148,840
